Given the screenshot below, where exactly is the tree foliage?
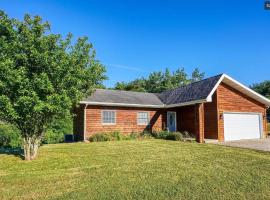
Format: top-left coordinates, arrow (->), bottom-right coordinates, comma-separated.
251,80 -> 270,116
0,11 -> 106,160
114,67 -> 204,93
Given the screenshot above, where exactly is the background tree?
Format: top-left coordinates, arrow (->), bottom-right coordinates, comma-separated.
251,80 -> 270,116
113,67 -> 204,93
0,11 -> 106,160
191,68 -> 205,83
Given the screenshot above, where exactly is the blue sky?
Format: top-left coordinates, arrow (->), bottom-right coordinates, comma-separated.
1,0 -> 269,87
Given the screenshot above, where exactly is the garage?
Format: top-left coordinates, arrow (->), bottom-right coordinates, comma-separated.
224,113 -> 262,141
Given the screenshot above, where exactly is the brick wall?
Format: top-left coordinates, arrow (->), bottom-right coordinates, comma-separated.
84,105 -> 164,138
217,83 -> 267,141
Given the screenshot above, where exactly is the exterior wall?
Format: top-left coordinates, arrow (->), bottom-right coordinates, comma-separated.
84,105 -> 164,138
204,92 -> 218,139
73,105 -> 85,141
217,83 -> 267,141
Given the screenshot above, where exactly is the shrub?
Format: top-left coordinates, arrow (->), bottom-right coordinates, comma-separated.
151,130 -> 194,141
42,130 -> 65,144
42,115 -> 73,144
0,123 -> 22,148
89,131 -> 122,142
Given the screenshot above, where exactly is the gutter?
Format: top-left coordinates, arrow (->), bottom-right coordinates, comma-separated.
79,99 -> 207,109
83,103 -> 88,141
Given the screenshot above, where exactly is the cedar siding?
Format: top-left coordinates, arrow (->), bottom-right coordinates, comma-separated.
217,83 -> 267,141
84,105 -> 164,138
74,74 -> 270,142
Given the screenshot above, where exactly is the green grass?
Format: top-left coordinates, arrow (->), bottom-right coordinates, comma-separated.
268,123 -> 270,133
1,140 -> 270,200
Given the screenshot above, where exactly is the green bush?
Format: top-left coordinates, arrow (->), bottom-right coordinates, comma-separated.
42,115 -> 73,144
151,130 -> 194,141
43,130 -> 65,144
89,131 -> 122,142
88,130 -> 195,143
89,131 -> 153,142
0,123 -> 22,148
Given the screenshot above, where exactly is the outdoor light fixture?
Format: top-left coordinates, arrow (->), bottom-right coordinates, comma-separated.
219,113 -> 223,120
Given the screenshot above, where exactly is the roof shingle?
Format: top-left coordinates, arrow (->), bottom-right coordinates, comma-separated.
82,74 -> 223,106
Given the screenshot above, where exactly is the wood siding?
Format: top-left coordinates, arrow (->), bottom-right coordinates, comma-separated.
204,92 -> 218,139
84,105 -> 164,138
217,83 -> 267,141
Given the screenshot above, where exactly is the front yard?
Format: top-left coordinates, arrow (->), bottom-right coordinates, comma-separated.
1,140 -> 270,200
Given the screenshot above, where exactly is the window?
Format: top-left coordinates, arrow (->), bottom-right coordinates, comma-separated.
102,110 -> 116,125
137,112 -> 149,125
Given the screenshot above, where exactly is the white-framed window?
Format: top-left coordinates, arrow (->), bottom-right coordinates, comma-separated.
137,112 -> 149,125
102,110 -> 116,125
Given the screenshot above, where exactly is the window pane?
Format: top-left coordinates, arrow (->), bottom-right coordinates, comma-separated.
137,112 -> 149,125
102,111 -> 115,124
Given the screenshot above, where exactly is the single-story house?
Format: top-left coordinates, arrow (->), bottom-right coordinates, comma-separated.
74,74 -> 270,143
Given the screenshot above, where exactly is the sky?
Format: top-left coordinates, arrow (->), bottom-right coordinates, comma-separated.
1,0 -> 270,87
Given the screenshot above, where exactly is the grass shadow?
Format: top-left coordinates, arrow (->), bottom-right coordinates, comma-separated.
0,147 -> 24,160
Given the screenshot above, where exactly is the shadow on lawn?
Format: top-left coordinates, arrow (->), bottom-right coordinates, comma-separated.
0,148 -> 24,160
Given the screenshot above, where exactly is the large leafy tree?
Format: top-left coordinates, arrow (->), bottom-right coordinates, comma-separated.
0,11 -> 106,160
114,67 -> 204,93
251,81 -> 270,116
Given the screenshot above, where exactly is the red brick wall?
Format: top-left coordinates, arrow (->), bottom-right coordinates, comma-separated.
217,83 -> 267,141
84,105 -> 164,138
204,92 -> 218,139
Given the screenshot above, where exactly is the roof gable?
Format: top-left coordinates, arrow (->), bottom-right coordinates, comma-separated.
157,74 -> 223,105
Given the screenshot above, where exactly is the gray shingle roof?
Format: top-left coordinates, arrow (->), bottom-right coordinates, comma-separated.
82,74 -> 223,107
157,74 -> 223,105
83,89 -> 164,105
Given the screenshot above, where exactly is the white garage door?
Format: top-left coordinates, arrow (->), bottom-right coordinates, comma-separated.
224,113 -> 262,141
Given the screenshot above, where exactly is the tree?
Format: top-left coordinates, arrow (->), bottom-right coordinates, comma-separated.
113,67 -> 204,93
191,68 -> 205,83
0,11 -> 106,160
251,80 -> 270,116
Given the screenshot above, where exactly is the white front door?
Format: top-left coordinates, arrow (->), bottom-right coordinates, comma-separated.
224,112 -> 262,141
167,112 -> 177,132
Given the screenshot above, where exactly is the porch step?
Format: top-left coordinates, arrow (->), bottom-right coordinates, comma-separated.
204,139 -> 219,144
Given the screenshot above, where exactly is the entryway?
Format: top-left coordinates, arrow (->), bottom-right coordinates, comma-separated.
167,112 -> 176,132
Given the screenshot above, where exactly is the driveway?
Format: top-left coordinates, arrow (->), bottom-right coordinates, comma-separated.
218,138 -> 270,152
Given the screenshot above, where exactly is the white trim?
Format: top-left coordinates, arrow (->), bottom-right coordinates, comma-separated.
206,74 -> 226,102
101,110 -> 116,125
137,111 -> 150,125
223,111 -> 263,140
80,101 -> 164,108
167,111 -> 177,132
83,104 -> 88,141
165,99 -> 206,108
206,74 -> 270,106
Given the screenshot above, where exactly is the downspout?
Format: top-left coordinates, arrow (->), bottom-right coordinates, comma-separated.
83,103 -> 88,141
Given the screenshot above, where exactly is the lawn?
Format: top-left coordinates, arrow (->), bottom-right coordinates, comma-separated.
1,140 -> 270,200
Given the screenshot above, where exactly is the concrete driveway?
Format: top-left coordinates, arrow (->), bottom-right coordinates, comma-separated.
218,138 -> 270,152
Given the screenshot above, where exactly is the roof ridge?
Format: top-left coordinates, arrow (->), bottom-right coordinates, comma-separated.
96,88 -> 156,95
159,73 -> 224,94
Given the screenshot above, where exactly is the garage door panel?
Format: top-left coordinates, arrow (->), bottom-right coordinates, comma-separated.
224,113 -> 261,141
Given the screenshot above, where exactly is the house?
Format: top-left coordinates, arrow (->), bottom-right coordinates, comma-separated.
74,74 -> 270,143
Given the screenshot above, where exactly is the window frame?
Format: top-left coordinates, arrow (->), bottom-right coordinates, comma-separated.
137,111 -> 150,125
101,110 -> 116,125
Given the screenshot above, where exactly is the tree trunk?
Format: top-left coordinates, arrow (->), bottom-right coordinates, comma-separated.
23,136 -> 41,160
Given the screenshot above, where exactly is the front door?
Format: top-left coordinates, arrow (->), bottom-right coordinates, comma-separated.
167,112 -> 176,132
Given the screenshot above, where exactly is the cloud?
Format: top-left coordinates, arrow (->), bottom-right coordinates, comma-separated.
104,63 -> 150,73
